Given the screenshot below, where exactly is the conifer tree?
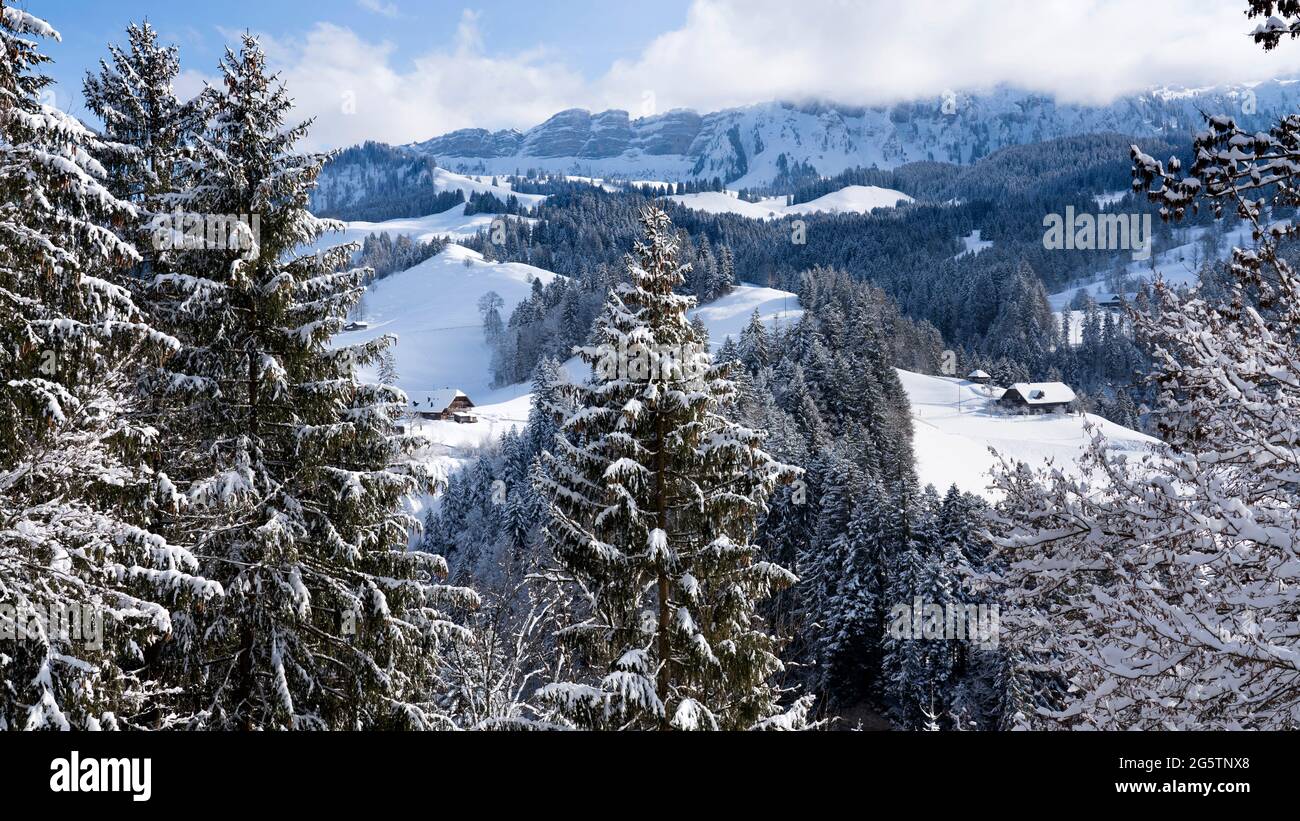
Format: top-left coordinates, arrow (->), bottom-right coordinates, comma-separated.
150,34 -> 476,729
82,20 -> 208,278
538,208 -> 806,730
377,348 -> 399,386
818,480 -> 897,707
738,309 -> 771,372
883,496 -> 958,729
525,356 -> 566,457
0,3 -> 219,729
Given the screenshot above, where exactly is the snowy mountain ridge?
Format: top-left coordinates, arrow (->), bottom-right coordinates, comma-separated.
391,80 -> 1300,188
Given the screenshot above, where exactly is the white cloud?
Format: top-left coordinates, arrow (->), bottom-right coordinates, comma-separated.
244,0 -> 1300,150
174,68 -> 213,104
247,12 -> 587,150
595,0 -> 1300,111
357,0 -> 400,19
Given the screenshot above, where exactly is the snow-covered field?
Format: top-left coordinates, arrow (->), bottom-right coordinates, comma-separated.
667,185 -> 912,220
689,284 -> 804,348
336,243 -> 557,397
900,369 -> 1154,496
784,185 -> 914,215
666,191 -> 790,219
956,229 -> 993,258
328,243 -> 556,530
344,251 -> 1150,504
305,166 -> 544,255
305,207 -> 533,256
426,167 -> 547,208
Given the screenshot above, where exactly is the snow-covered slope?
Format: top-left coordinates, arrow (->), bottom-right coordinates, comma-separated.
689,284 -> 804,348
900,369 -> 1155,496
311,154 -> 545,219
344,262 -> 1149,503
667,185 -> 911,219
305,205 -> 532,256
1046,218 -> 1269,310
784,185 -> 913,215
956,229 -> 993,259
336,243 -> 556,397
425,167 -> 547,207
666,192 -> 789,219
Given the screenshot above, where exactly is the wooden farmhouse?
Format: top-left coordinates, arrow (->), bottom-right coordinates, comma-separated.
409,389 -> 476,422
997,382 -> 1076,414
1098,294 -> 1125,311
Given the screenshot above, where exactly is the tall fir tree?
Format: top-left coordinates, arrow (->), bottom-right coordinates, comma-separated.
149,34 -> 476,729
538,208 -> 808,730
0,3 -> 219,729
883,495 -> 959,730
82,20 -> 208,279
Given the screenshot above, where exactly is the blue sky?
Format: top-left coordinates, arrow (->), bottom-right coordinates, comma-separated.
38,0 -> 691,117
26,1 -> 1300,151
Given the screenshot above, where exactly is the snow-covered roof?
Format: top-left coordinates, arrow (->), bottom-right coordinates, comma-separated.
967,369 -> 991,379
409,388 -> 469,412
1006,382 -> 1076,405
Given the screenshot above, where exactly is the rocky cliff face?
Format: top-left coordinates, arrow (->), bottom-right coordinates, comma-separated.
393,80 -> 1300,188
416,127 -> 523,158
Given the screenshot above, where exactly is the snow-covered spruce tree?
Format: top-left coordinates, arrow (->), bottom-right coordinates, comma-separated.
882,490 -> 961,730
82,20 -> 208,278
0,3 -> 219,730
81,23 -> 225,556
537,208 -> 808,730
822,477 -> 920,712
794,449 -> 860,700
987,71 -> 1300,725
150,34 -> 476,730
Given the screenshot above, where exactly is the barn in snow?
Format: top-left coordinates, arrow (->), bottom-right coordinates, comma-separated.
409,389 -> 477,423
997,382 -> 1076,414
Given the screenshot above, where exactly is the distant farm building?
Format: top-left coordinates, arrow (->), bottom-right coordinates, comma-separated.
967,369 -> 991,384
1098,294 -> 1125,311
998,382 -> 1076,414
409,389 -> 476,422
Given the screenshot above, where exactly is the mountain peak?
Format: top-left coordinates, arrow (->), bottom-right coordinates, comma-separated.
395,81 -> 1300,188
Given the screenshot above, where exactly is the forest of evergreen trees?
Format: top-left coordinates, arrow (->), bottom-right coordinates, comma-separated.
6,0 -> 1300,738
